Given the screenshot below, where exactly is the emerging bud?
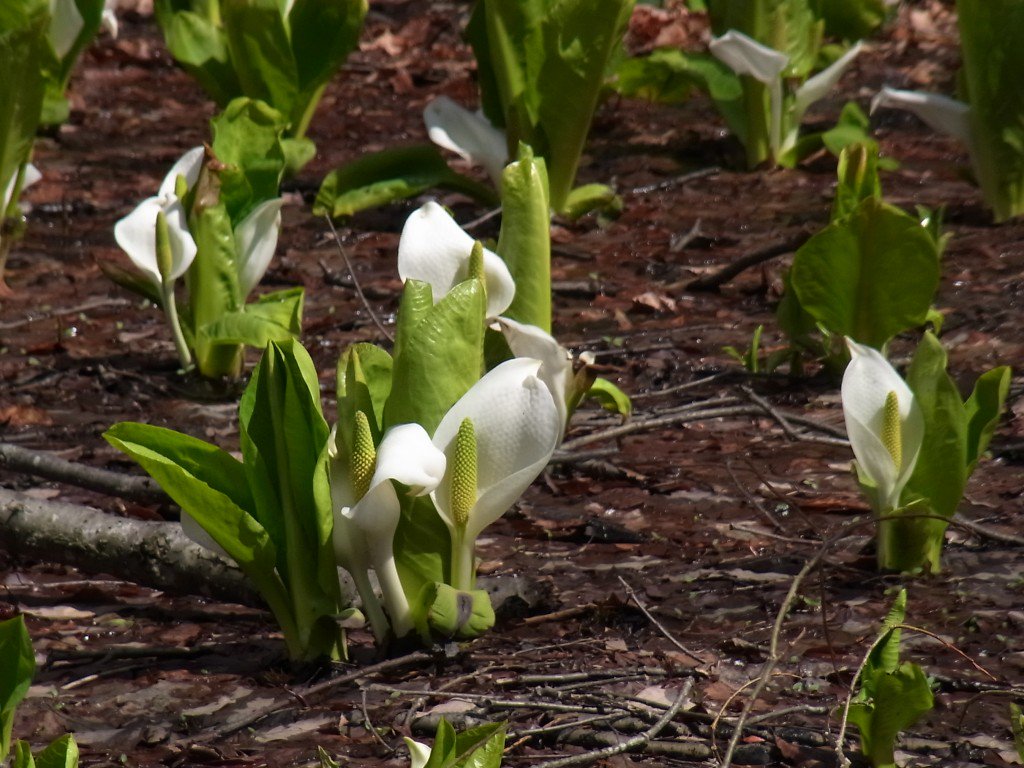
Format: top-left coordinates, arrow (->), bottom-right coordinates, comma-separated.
468,240 -> 485,282
154,210 -> 174,284
450,417 -> 478,528
881,390 -> 902,470
351,411 -> 376,500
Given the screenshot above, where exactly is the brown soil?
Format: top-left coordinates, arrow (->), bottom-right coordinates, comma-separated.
1,1 -> 1023,766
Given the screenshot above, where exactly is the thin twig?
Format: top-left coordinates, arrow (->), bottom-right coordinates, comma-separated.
323,216 -> 393,342
630,373 -> 729,400
529,680 -> 693,768
725,459 -> 785,533
618,576 -> 704,665
686,232 -> 812,292
630,167 -> 721,195
462,206 -> 503,231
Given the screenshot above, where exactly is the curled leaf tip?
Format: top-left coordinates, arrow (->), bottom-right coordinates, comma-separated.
451,417 -> 478,528
351,411 -> 376,500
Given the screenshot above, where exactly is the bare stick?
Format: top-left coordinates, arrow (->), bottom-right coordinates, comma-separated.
686,233 -> 811,292
323,216 -> 393,342
0,442 -> 169,505
630,167 -> 721,195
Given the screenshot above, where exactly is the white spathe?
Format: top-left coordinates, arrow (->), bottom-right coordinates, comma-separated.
496,317 -> 573,436
331,423 -> 446,638
180,512 -> 231,560
49,0 -> 83,59
841,339 -> 924,511
870,86 -> 973,146
114,147 -> 204,289
709,30 -> 788,155
792,42 -> 863,128
424,95 -> 509,188
234,198 -> 284,297
431,357 -> 560,543
404,738 -> 432,768
2,163 -> 41,211
113,196 -> 196,288
398,201 -> 515,320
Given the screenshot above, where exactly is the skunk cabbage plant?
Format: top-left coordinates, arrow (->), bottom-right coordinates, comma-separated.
108,99 -> 303,380
871,0 -> 1024,221
404,720 -> 507,768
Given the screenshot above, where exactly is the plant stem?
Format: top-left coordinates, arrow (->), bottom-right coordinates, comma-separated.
450,527 -> 475,592
876,511 -> 945,573
160,282 -> 193,371
349,566 -> 391,644
372,548 -> 413,639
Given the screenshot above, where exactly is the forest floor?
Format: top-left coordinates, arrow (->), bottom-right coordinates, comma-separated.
1,1 -> 1023,766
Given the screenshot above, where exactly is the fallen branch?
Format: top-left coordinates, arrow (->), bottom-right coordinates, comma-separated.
686,233 -> 811,292
0,442 -> 169,505
0,488 -> 260,606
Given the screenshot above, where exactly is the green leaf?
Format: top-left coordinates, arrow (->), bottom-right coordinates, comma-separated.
453,722 -> 507,768
810,0 -> 887,40
832,139 -> 881,222
11,740 -> 34,768
384,279 -> 486,435
561,183 -> 621,220
103,423 -> 269,564
955,0 -> 1024,221
313,145 -> 498,218
851,662 -> 933,768
287,0 -> 366,136
221,0 -> 299,123
0,616 -> 34,762
154,4 -> 240,106
395,496 -> 452,622
416,583 -> 495,641
1011,703 -> 1024,764
964,365 -> 1010,471
209,97 -> 287,220
33,735 -> 78,768
0,15 -> 48,214
584,377 -> 632,417
199,286 -> 303,348
497,146 -> 551,331
281,136 -> 316,176
614,47 -> 705,104
390,279 -> 434,364
902,331 -> 968,522
790,198 -> 940,349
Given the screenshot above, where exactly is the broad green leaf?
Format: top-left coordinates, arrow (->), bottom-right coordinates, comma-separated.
614,47 -> 705,104
33,734 -> 78,768
453,722 -> 506,768
198,286 -> 303,348
281,136 -> 315,176
790,198 -> 939,349
423,719 -> 458,768
561,183 -> 621,220
154,5 -> 239,105
287,0 -> 365,135
103,423 -> 266,561
709,0 -> 822,80
964,365 -> 1010,470
221,0 -> 299,124
1012,703 -> 1024,764
956,0 -> 1024,221
210,97 -> 287,220
497,146 -> 551,331
0,616 -> 34,762
187,202 -> 241,358
902,331 -> 968,522
391,279 -> 434,364
383,279 -> 486,434
584,377 -> 632,417
852,662 -> 933,768
0,16 -> 48,214
313,145 -> 498,218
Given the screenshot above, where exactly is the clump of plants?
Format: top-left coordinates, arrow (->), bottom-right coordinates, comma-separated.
106,98 -> 303,381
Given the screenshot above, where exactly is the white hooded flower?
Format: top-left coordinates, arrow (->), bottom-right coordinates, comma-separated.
113,147 -> 204,289
398,201 -> 515,320
424,95 -> 509,188
431,358 -> 560,589
496,317 -> 573,436
331,422 -> 446,638
841,339 -> 924,511
870,86 -> 973,146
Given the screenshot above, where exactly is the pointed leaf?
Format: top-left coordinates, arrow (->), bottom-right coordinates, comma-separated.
0,616 -> 34,762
